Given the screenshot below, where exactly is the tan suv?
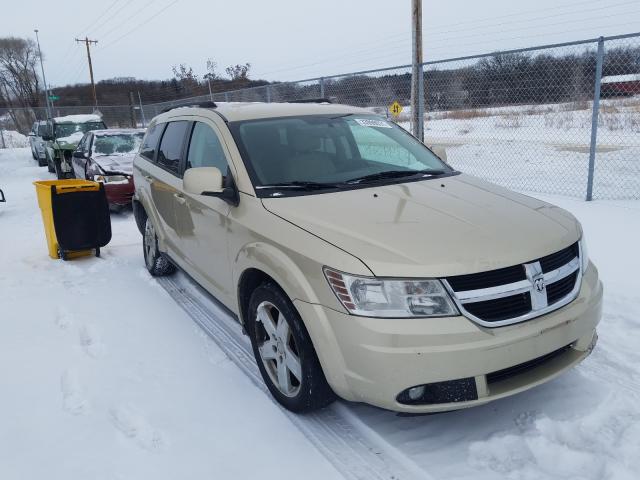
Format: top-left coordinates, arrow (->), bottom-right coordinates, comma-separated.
132,101 -> 602,413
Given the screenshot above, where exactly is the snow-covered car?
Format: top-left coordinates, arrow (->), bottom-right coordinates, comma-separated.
133,101 -> 602,414
42,114 -> 107,179
28,120 -> 48,166
72,129 -> 145,210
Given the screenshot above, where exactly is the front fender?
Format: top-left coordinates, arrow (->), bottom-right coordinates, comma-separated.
233,242 -> 322,312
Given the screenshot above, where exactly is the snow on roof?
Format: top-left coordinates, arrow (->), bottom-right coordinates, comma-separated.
53,114 -> 103,124
92,128 -> 146,136
601,73 -> 640,84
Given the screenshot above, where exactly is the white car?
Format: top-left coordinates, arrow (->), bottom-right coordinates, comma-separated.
28,120 -> 48,167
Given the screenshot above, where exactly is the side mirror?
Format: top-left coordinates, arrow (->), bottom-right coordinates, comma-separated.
184,167 -> 223,195
28,132 -> 35,137
183,167 -> 239,206
73,150 -> 87,159
42,133 -> 53,141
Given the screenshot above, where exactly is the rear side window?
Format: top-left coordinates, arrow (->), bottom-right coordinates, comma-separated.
140,123 -> 164,161
186,122 -> 229,175
157,121 -> 189,175
37,124 -> 48,136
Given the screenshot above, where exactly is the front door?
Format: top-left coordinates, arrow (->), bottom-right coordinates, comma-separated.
175,119 -> 234,304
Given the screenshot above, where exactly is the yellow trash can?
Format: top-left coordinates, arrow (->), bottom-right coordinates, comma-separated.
34,179 -> 102,259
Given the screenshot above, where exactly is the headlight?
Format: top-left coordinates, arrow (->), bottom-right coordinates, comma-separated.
580,235 -> 589,272
324,268 -> 459,318
93,174 -> 129,184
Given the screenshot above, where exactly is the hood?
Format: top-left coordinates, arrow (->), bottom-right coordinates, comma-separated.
261,174 -> 581,277
93,153 -> 135,175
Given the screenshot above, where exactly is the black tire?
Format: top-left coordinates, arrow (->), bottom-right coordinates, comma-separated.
46,152 -> 55,173
31,147 -> 37,160
247,283 -> 335,413
38,156 -> 47,167
54,158 -> 63,179
143,217 -> 176,276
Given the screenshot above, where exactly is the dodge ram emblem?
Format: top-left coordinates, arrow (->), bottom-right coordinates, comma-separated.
533,277 -> 546,293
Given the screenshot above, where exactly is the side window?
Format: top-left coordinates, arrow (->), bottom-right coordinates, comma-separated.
186,122 -> 229,175
157,121 -> 189,175
38,124 -> 47,137
140,123 -> 165,161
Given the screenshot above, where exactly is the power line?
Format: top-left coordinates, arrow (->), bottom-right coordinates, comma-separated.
99,0 -> 180,50
98,0 -> 156,41
75,0 -> 123,38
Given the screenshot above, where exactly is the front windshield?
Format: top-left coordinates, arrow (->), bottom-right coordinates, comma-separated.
55,121 -> 106,138
92,133 -> 144,156
230,114 -> 451,195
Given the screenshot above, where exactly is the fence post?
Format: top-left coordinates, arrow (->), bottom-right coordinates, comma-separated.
586,37 -> 604,201
319,77 -> 325,98
0,126 -> 5,149
417,63 -> 425,141
266,85 -> 272,103
137,91 -> 147,128
225,92 -> 230,102
128,91 -> 137,128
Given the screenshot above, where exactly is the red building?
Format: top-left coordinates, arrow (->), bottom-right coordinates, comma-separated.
601,73 -> 640,97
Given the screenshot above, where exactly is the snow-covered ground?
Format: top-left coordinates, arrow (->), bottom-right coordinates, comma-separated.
399,98 -> 640,200
0,130 -> 29,148
1,147 -> 639,479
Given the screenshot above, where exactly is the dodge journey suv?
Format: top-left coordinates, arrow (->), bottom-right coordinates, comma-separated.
132,101 -> 602,413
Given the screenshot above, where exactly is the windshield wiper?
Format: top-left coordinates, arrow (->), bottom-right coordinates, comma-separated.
344,169 -> 447,184
256,181 -> 344,191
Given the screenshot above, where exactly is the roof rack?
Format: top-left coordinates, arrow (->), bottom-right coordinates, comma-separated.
161,101 -> 217,113
287,98 -> 332,104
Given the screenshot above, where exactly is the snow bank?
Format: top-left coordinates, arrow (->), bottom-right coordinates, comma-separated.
1,130 -> 29,148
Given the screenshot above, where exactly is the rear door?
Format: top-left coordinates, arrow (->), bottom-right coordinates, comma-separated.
135,121 -> 190,257
175,119 -> 235,302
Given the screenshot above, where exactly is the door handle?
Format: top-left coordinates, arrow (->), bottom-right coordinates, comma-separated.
142,174 -> 153,182
173,193 -> 186,205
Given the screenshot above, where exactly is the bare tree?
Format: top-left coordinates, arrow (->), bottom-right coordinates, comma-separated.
0,36 -> 42,132
225,63 -> 251,86
204,58 -> 219,81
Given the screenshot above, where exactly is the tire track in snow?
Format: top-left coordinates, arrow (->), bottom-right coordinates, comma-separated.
158,273 -> 430,480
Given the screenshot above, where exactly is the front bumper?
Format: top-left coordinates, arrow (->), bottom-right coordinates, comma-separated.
294,262 -> 602,413
103,179 -> 135,206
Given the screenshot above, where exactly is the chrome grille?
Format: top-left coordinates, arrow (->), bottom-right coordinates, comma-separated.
443,242 -> 582,327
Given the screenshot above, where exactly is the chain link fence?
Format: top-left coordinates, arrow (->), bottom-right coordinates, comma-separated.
2,33 -> 638,200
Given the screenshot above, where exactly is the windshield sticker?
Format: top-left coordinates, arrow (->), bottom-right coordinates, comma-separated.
354,118 -> 393,128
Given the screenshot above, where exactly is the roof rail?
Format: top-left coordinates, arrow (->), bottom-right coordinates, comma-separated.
161,101 -> 217,113
287,98 -> 332,104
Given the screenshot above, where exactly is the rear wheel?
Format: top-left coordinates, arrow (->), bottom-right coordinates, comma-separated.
143,218 -> 175,276
247,283 -> 335,413
46,152 -> 54,173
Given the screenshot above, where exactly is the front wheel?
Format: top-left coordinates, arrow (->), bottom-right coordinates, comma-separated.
247,283 -> 335,413
143,218 -> 175,276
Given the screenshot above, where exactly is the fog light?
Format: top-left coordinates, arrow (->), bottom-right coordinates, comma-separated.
408,385 -> 426,401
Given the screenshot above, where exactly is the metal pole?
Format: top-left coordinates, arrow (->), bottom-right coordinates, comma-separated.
207,77 -> 213,101
76,37 -> 98,108
586,37 -> 604,201
225,92 -> 230,102
34,29 -> 52,119
266,85 -> 271,103
128,91 -> 137,128
411,0 -> 424,141
0,126 -> 5,149
137,91 -> 146,127
319,77 -> 325,98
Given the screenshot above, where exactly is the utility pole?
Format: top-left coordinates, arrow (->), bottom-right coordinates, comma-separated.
411,0 -> 424,141
75,37 -> 99,108
34,29 -> 52,120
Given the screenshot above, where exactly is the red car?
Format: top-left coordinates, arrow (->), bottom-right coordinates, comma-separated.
72,129 -> 145,210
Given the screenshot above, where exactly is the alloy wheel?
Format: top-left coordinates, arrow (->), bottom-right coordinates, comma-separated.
255,301 -> 302,397
144,220 -> 157,270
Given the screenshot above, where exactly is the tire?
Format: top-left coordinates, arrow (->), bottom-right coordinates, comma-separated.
46,152 -> 54,173
31,147 -> 37,160
143,217 -> 176,276
54,158 -> 63,179
247,283 -> 335,413
38,156 -> 47,167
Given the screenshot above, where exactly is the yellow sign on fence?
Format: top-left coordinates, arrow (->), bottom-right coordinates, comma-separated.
389,101 -> 403,117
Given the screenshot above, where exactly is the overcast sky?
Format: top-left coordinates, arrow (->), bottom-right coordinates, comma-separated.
4,0 -> 639,88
